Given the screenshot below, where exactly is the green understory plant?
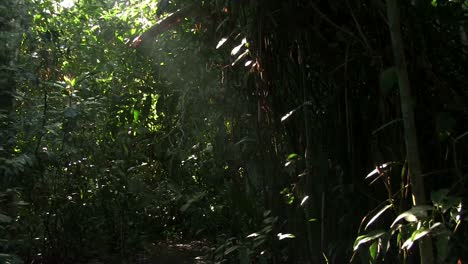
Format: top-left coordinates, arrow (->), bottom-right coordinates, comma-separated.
352,163 -> 466,263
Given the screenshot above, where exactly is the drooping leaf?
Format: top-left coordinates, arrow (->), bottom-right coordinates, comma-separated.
365,203 -> 393,230
391,206 -> 432,228
353,230 -> 386,251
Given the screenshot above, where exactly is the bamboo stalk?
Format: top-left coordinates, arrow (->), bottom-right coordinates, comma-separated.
385,0 -> 434,263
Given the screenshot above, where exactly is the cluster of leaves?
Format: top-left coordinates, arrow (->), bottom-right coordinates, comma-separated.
354,187 -> 466,263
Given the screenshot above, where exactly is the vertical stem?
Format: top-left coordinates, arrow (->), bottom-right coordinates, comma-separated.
385,0 -> 434,263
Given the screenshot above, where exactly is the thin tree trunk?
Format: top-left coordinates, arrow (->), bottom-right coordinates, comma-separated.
385,0 -> 434,263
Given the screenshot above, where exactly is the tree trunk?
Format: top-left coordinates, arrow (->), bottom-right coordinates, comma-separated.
385,0 -> 434,263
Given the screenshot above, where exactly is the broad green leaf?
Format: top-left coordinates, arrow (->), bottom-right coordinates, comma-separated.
365,203 -> 393,230
369,241 -> 378,261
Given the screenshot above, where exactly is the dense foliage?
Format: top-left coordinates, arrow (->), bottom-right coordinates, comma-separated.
1,0 -> 467,263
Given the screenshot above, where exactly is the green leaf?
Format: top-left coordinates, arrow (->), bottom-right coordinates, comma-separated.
369,241 -> 378,261
391,206 -> 432,228
353,230 -> 386,251
402,227 -> 430,250
133,109 -> 140,122
365,203 -> 393,230
287,153 -> 299,160
379,67 -> 398,95
277,233 -> 295,240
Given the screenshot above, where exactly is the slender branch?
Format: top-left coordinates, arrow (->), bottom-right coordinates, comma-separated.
131,6 -> 202,48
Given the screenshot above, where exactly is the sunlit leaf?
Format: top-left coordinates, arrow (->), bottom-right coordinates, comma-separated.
231,38 -> 247,56
402,227 -> 430,250
246,233 -> 259,238
216,37 -> 228,49
391,206 -> 432,228
281,109 -> 296,122
287,153 -> 299,160
300,196 -> 309,206
231,49 -> 249,66
365,203 -> 393,230
353,230 -> 386,251
277,233 -> 295,240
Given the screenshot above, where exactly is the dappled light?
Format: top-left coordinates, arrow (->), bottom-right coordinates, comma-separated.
1,0 -> 468,263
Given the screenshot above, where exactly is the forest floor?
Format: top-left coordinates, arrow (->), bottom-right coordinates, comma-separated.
134,240 -> 212,264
